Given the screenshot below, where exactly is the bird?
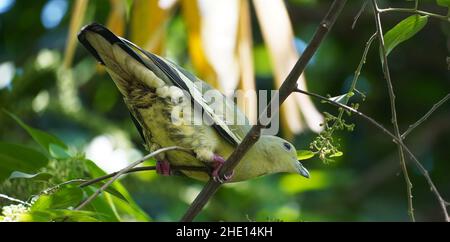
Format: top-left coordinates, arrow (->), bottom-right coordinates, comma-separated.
77,23 -> 310,183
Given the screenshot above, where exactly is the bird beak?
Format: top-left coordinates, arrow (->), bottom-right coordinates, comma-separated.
297,161 -> 310,178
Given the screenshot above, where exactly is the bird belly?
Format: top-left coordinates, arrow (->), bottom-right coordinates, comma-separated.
136,98 -> 234,181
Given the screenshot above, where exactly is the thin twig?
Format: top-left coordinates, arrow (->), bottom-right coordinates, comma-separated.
0,194 -> 31,206
352,0 -> 368,29
294,88 -> 449,222
372,0 -> 415,222
27,179 -> 88,205
180,0 -> 348,222
378,8 -> 449,22
79,165 -> 209,188
40,179 -> 86,194
351,32 -> 377,94
328,32 -> 376,137
74,146 -> 188,211
402,93 -> 450,139
314,32 -> 376,159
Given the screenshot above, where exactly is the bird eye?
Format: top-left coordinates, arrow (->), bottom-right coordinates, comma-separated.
282,142 -> 291,151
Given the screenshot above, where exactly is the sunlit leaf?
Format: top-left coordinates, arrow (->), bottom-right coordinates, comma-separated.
253,0 -> 323,135
236,0 -> 257,123
87,182 -> 129,203
330,151 -> 343,158
384,15 -> 428,56
0,142 -> 48,183
329,94 -> 348,104
82,186 -> 120,222
84,159 -> 151,221
106,0 -> 126,37
131,0 -> 173,54
49,144 -> 71,159
437,0 -> 450,7
198,0 -> 240,93
253,45 -> 272,76
63,0 -> 88,68
181,0 -> 218,87
4,110 -> 68,153
20,209 -> 99,222
8,171 -> 53,182
124,0 -> 134,19
31,187 -> 83,210
280,171 -> 330,194
297,150 -> 315,160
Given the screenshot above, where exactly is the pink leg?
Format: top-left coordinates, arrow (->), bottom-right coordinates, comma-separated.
156,160 -> 171,176
211,154 -> 234,183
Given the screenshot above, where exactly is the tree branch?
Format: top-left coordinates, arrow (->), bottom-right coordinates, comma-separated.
75,146 -> 189,211
180,0 -> 348,222
401,93 -> 450,139
326,32 -> 376,140
378,8 -> 449,22
372,0 -> 415,222
79,165 -> 209,188
0,194 -> 31,206
352,0 -> 369,29
294,88 -> 449,222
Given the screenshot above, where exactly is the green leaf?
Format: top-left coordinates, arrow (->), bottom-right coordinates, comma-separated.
86,182 -> 129,203
31,187 -> 83,210
83,159 -> 151,221
20,209 -> 100,222
82,186 -> 120,222
297,150 -> 315,160
4,110 -> 68,153
384,15 -> 428,56
103,186 -> 128,203
49,144 -> 71,159
125,0 -> 134,20
83,160 -> 130,203
84,159 -> 107,177
330,151 -> 343,158
8,171 -> 53,182
437,0 -> 450,7
280,171 -> 331,194
0,142 -> 48,183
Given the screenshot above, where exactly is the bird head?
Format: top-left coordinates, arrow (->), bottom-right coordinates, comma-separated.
259,135 -> 310,179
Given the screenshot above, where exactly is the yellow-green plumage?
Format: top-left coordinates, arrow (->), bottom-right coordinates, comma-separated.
78,23 -> 309,182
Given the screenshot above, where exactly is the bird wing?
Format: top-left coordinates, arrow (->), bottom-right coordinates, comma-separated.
78,23 -> 251,146
173,64 -> 252,144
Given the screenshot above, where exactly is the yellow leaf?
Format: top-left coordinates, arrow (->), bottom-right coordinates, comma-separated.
280,171 -> 330,194
197,0 -> 240,93
106,0 -> 126,37
63,0 -> 88,68
237,0 -> 257,124
130,0 -> 173,54
180,0 -> 218,88
253,0 -> 323,135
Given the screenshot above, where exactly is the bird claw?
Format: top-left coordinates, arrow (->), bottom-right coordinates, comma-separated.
211,154 -> 234,183
213,171 -> 234,184
156,160 -> 171,176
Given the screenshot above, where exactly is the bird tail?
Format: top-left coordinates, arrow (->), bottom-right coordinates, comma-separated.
78,23 -> 174,97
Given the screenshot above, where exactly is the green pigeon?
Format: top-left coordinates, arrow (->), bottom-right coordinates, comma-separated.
78,23 -> 309,183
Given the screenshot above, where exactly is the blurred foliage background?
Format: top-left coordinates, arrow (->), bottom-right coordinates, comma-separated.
0,0 -> 449,221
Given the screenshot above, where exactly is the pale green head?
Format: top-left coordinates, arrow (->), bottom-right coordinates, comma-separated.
258,135 -> 310,179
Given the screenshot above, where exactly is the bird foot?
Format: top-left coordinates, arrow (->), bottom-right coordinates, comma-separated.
156,160 -> 171,176
211,154 -> 234,183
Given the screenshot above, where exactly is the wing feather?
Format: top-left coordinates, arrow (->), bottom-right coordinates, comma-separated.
79,23 -> 251,146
